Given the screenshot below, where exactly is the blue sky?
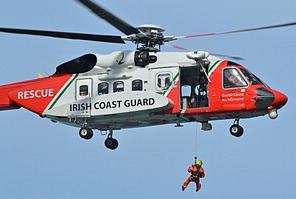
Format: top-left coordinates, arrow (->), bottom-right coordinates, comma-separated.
0,0 -> 295,198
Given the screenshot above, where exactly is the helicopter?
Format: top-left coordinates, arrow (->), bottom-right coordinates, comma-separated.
0,0 -> 291,150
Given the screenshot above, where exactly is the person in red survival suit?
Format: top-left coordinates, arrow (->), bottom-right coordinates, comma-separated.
182,159 -> 205,192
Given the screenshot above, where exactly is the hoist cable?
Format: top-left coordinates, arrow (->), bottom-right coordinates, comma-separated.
194,123 -> 199,161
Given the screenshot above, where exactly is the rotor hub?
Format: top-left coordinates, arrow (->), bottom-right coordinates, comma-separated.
133,24 -> 166,51
136,24 -> 165,33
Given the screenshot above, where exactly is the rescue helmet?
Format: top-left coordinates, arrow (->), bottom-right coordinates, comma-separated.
195,159 -> 203,166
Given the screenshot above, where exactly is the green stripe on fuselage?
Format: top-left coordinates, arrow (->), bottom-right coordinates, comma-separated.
208,60 -> 220,73
163,72 -> 179,96
48,74 -> 79,110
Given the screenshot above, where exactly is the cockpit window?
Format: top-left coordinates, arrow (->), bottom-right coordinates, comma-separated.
240,68 -> 268,86
223,68 -> 248,89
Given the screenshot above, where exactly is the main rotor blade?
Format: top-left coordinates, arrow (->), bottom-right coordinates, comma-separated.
78,0 -> 140,35
179,22 -> 296,39
0,27 -> 125,43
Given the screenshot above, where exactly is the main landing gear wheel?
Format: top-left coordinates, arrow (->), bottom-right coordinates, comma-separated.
79,127 -> 94,140
105,138 -> 119,150
229,124 -> 244,137
104,129 -> 119,150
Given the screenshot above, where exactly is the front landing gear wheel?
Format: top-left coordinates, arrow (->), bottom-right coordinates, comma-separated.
79,127 -> 93,140
105,138 -> 119,150
229,124 -> 244,137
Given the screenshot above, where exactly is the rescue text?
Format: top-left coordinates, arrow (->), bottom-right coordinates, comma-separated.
18,88 -> 54,99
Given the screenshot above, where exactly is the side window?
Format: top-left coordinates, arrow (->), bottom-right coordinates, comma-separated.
132,79 -> 143,91
79,85 -> 89,96
113,81 -> 124,93
223,68 -> 248,89
157,73 -> 171,90
181,85 -> 191,97
76,78 -> 92,100
98,82 -> 109,95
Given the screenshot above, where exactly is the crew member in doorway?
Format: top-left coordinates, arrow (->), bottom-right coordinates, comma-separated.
182,159 -> 205,192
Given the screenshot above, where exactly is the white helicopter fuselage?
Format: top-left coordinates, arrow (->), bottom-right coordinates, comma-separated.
44,50 -> 217,131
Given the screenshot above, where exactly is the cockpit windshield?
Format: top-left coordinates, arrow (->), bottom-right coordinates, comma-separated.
240,68 -> 268,87
223,68 -> 248,89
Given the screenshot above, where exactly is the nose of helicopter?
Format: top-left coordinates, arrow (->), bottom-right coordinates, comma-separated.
254,88 -> 288,110
270,90 -> 288,109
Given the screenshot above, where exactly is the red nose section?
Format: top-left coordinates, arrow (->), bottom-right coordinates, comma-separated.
271,90 -> 288,109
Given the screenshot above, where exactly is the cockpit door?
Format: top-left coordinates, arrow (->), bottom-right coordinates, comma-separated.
221,68 -> 248,110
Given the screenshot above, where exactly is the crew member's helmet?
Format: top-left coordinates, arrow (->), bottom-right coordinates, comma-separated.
195,159 -> 203,166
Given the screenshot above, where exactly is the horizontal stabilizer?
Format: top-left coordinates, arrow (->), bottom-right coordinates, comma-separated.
0,85 -> 20,111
